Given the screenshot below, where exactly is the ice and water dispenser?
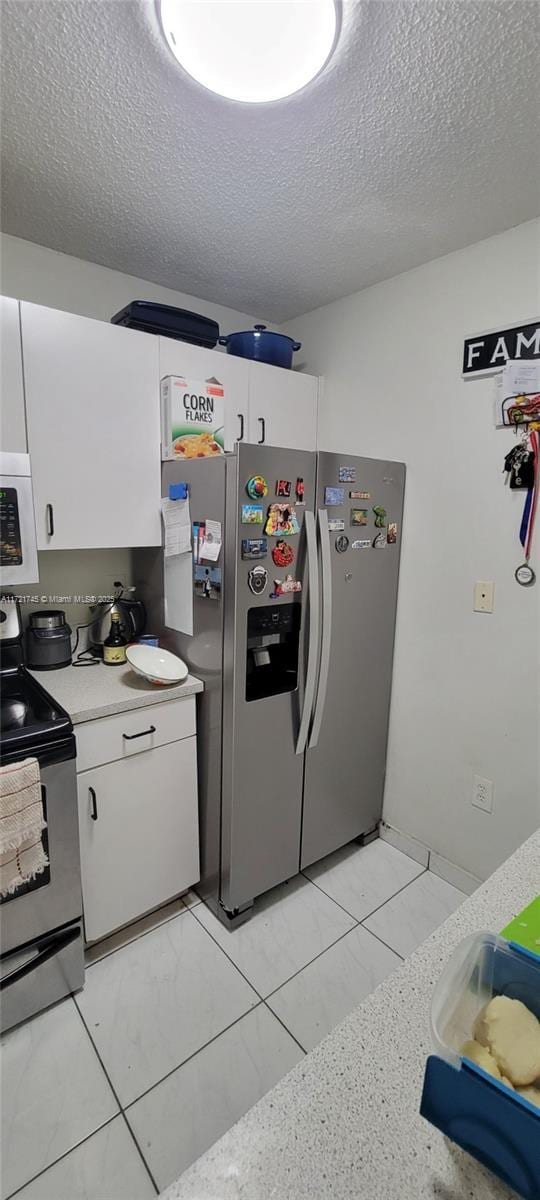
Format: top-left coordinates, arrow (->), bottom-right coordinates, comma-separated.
246,604 -> 301,702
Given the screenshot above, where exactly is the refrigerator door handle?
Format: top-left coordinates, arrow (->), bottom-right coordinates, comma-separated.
295,509 -> 320,755
308,507 -> 332,749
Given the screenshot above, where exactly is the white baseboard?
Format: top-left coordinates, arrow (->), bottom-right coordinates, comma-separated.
428,851 -> 481,896
379,822 -> 483,894
379,822 -> 429,868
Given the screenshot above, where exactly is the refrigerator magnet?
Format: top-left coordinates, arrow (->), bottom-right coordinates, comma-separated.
265,504 -> 300,536
325,487 -> 345,506
295,478 -> 305,503
335,534 -> 349,553
327,519 -> 345,532
338,466 -> 356,483
350,509 -> 368,526
276,479 -> 292,498
387,522 -> 398,544
272,540 -> 295,567
242,538 -> 268,559
373,505 -> 387,528
350,490 -> 370,500
242,504 -> 264,525
352,539 -> 371,549
271,574 -> 302,598
373,531 -> 387,548
248,565 -> 268,595
246,475 -> 268,500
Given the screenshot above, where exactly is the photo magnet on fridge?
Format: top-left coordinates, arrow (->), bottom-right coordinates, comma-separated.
350,509 -> 368,526
276,480 -> 292,498
325,487 -> 345,506
350,490 -> 370,500
338,466 -> 356,483
242,504 -> 263,525
242,538 -> 268,559
387,523 -> 398,544
327,519 -> 345,532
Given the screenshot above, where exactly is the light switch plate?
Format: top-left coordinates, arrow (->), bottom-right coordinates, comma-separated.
474,580 -> 494,613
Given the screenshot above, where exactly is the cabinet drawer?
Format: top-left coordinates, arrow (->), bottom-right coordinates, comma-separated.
78,738 -> 199,943
75,698 -> 196,772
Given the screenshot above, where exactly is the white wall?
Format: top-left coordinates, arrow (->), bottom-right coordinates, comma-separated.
0,232 -> 267,330
284,219 -> 540,881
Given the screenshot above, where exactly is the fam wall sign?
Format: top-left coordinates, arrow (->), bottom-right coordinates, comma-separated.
463,319 -> 540,376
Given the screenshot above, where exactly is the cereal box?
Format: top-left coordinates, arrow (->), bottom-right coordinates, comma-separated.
161,376 -> 225,460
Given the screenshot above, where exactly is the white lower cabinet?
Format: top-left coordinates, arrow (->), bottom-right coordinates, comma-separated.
77,735 -> 199,943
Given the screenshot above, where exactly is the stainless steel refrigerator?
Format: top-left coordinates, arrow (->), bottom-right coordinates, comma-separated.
162,443 -> 405,927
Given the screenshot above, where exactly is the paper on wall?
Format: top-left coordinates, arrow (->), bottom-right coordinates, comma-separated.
161,497 -> 191,557
200,518 -> 222,562
494,359 -> 540,427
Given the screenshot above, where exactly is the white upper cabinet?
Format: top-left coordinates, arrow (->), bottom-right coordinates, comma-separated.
247,361 -> 318,451
21,303 -> 161,549
0,297 -> 26,452
159,338 -> 249,453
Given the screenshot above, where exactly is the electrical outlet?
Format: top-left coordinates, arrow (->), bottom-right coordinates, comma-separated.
472,774 -> 493,813
474,581 -> 494,613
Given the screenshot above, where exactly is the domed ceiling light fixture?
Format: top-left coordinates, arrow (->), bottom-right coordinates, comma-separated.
158,0 -> 338,104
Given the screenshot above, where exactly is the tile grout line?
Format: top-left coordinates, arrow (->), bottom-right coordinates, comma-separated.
261,1000 -> 308,1056
72,999 -> 160,1195
301,862 -> 427,931
122,1000 -> 265,1113
191,895 -> 364,1004
4,1112 -> 120,1200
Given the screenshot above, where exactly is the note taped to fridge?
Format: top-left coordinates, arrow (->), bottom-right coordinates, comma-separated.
161,497 -> 191,558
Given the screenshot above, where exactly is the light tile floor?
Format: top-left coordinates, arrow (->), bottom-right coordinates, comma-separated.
1,839 -> 466,1200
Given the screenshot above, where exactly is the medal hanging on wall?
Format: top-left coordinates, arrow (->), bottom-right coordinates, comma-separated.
513,428 -> 539,587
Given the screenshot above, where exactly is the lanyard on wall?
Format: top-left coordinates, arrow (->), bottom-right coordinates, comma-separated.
515,428 -> 539,586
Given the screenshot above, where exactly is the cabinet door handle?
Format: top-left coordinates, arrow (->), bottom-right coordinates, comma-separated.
257,417 -> 266,444
237,413 -> 244,441
122,724 -> 156,741
89,786 -> 98,821
46,503 -> 54,537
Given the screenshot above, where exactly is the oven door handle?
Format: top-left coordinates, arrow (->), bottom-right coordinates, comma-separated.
0,925 -> 81,991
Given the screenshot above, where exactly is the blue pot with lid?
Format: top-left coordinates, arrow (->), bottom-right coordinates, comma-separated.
218,324 -> 301,369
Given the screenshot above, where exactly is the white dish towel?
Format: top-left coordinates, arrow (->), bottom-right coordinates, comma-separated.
0,757 -> 49,897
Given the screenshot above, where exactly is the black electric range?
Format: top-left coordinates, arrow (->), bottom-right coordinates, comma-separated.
0,596 -> 84,1032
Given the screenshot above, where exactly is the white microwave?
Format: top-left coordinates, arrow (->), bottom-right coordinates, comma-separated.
0,452 -> 39,586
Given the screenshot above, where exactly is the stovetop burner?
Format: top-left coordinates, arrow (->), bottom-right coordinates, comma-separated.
0,669 -> 72,759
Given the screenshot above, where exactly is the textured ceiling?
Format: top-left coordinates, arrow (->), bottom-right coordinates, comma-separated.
1,0 -> 539,322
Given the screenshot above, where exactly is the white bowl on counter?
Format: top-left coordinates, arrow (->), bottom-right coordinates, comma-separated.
126,644 -> 188,686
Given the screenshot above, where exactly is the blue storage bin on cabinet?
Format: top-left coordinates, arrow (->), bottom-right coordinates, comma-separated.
421,932 -> 540,1199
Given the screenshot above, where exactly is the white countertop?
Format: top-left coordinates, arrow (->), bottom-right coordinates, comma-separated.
30,661 -> 203,724
162,831 -> 540,1200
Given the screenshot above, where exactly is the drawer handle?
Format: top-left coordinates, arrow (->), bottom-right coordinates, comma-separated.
122,724 -> 156,741
89,786 -> 98,821
46,503 -> 54,537
257,416 -> 266,444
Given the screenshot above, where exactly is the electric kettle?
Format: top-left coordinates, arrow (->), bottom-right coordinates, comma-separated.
89,582 -> 146,654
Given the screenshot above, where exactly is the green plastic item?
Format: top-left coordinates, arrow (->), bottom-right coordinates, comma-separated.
501,894 -> 540,957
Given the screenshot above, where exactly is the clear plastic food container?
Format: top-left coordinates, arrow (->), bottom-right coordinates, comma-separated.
421,930 -> 540,1200
430,930 -> 540,1067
